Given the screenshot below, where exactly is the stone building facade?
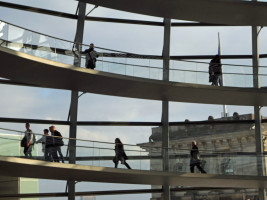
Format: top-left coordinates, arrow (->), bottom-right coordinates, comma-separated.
139,113 -> 267,200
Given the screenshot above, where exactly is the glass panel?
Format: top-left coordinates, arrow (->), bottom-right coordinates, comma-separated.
0,21 -> 8,47
2,21 -> 267,88
0,120 -> 266,178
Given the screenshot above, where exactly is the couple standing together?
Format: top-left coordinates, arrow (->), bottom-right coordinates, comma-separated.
37,125 -> 64,163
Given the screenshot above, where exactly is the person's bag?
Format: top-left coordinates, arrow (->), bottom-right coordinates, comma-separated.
192,150 -> 200,161
87,52 -> 96,69
123,151 -> 128,160
59,139 -> 64,146
32,133 -> 36,144
20,136 -> 27,147
87,59 -> 95,69
209,75 -> 216,82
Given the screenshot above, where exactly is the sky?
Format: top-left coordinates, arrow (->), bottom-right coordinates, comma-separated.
0,0 -> 267,199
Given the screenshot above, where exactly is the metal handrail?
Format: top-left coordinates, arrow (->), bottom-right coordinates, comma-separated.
2,19 -> 267,69
1,127 -> 267,155
0,19 -> 136,54
1,38 -> 266,76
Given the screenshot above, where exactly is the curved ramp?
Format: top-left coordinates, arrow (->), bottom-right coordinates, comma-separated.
1,46 -> 267,106
0,156 -> 267,188
79,0 -> 267,26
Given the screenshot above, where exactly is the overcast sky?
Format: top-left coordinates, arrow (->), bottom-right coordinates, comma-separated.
0,0 -> 267,199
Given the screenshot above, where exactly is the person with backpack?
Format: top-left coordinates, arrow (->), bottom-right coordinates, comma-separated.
49,126 -> 64,163
113,138 -> 131,169
23,122 -> 36,158
190,141 -> 206,173
81,43 -> 99,69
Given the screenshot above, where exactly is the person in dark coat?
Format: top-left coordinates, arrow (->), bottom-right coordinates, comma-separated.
45,134 -> 57,162
209,57 -> 216,86
113,138 -> 131,169
211,54 -> 223,86
190,141 -> 206,173
81,43 -> 99,69
49,126 -> 64,163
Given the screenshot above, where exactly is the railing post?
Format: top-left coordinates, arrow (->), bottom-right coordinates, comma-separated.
68,2 -> 86,200
252,12 -> 266,200
162,17 -> 171,200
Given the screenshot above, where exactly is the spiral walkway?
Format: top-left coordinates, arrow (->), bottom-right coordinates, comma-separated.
79,0 -> 267,26
0,46 -> 267,106
0,156 -> 266,188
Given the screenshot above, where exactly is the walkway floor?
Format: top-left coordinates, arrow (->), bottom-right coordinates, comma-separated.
1,47 -> 267,106
0,156 -> 266,188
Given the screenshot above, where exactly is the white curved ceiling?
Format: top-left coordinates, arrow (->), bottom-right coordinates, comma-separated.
79,0 -> 267,26
1,46 -> 267,106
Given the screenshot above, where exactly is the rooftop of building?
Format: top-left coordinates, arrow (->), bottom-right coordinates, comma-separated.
148,113 -> 267,143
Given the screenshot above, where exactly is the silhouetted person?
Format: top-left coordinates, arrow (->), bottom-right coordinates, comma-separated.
81,43 -> 99,69
190,141 -> 206,173
211,54 -> 223,86
45,134 -> 58,162
23,123 -> 35,158
49,126 -> 64,163
113,138 -> 131,169
209,57 -> 216,86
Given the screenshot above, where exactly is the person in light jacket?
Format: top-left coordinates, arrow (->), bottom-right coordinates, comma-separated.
36,129 -> 50,160
24,123 -> 35,158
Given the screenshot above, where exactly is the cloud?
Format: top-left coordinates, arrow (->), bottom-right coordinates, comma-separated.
0,85 -> 70,120
78,93 -> 161,121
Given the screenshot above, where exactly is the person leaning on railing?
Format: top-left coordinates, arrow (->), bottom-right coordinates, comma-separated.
80,43 -> 99,69
211,54 -> 223,86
